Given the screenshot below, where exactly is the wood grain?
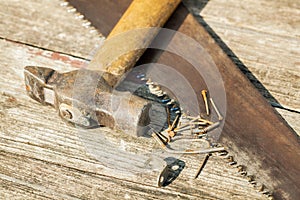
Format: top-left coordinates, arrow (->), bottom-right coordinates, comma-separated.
0,39 -> 268,200
0,0 -> 104,59
0,0 -> 299,199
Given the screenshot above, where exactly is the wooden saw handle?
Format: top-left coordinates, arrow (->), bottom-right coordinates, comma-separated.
88,0 -> 181,87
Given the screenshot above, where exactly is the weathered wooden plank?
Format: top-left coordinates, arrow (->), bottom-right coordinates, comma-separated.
200,0 -> 300,38
0,39 -> 268,199
0,0 -> 299,199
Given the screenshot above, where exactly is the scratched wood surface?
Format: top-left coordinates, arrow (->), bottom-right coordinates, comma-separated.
0,37 -> 263,199
0,0 -> 299,200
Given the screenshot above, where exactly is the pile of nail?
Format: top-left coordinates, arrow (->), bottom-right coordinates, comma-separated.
139,75 -> 224,154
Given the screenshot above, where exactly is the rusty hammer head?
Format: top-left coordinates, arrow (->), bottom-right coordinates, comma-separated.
24,66 -> 167,137
23,0 -> 181,136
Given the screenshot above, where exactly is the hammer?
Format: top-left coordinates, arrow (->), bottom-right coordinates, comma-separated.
24,0 -> 181,136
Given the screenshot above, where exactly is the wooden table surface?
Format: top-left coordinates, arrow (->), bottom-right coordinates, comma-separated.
0,0 -> 299,199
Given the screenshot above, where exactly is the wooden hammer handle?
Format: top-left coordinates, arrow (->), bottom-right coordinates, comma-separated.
88,0 -> 180,87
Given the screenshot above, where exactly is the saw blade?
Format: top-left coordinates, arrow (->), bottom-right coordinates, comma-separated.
60,0 -> 300,199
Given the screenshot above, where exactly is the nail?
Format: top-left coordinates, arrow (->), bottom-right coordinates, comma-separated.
158,131 -> 171,143
152,132 -> 166,149
170,114 -> 180,130
192,121 -> 220,134
164,146 -> 225,154
201,90 -> 209,115
210,98 -> 223,121
198,118 -> 213,125
194,154 -> 210,179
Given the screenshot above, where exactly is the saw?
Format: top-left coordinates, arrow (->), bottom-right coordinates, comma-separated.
24,0 -> 299,199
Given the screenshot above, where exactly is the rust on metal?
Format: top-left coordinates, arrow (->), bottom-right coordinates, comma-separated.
24,66 -> 167,136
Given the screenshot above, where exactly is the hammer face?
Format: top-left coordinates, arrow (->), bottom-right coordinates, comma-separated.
24,66 -> 167,136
